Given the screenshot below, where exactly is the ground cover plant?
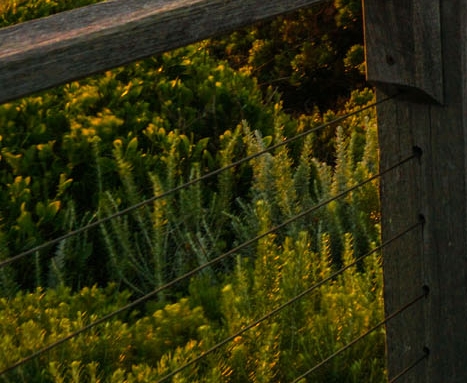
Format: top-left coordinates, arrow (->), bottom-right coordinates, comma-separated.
0,0 -> 386,381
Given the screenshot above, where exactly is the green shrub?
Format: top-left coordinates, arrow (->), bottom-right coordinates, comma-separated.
0,2 -> 385,381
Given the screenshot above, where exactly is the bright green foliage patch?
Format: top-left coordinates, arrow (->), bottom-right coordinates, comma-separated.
0,1 -> 385,381
0,99 -> 386,381
0,44 -> 280,291
0,230 -> 384,382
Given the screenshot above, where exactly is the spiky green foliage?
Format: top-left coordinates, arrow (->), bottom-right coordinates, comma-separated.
0,91 -> 386,382
0,1 -> 386,381
0,42 -> 280,292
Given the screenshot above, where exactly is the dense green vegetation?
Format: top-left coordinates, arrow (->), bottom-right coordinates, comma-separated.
0,0 -> 385,381
208,0 -> 365,113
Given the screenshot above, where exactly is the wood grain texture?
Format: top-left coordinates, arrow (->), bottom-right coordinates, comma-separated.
364,0 -> 443,103
376,93 -> 428,383
366,0 -> 467,381
0,0 -> 324,103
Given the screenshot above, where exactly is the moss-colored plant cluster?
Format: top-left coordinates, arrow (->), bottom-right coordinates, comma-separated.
0,0 -> 386,381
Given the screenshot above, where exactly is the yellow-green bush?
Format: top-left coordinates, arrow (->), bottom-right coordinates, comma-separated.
0,1 -> 385,381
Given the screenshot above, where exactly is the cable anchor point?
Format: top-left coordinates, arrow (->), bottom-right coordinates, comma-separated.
413,146 -> 423,159
422,285 -> 430,297
418,214 -> 426,225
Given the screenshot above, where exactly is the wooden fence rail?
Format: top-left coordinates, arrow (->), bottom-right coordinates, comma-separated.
0,0 -> 322,103
1,0 -> 467,381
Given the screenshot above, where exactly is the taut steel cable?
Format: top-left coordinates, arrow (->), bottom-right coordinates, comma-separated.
388,347 -> 430,383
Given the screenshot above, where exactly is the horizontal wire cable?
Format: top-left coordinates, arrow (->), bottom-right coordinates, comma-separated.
290,286 -> 429,383
0,151 -> 415,377
0,94 -> 396,270
155,219 -> 423,383
388,347 -> 430,383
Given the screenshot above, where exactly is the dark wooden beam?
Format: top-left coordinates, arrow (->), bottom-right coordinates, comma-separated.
0,0 -> 324,103
365,0 -> 467,381
364,0 -> 443,104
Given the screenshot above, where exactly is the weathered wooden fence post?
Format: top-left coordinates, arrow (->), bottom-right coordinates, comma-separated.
364,1 -> 467,381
